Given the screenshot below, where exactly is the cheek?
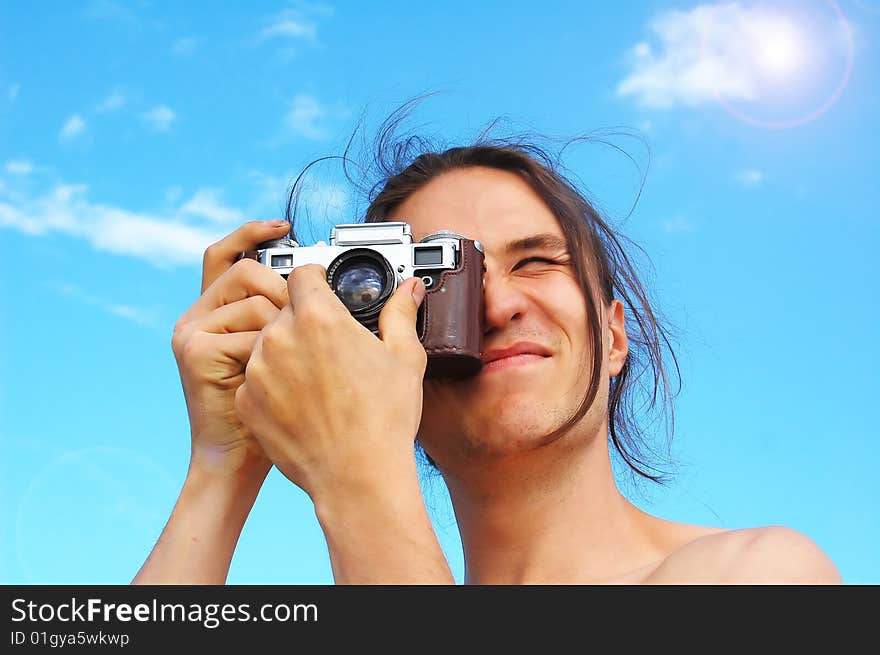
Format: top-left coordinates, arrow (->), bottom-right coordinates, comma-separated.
534,279 -> 589,354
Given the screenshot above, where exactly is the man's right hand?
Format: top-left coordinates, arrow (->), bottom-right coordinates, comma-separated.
171,219 -> 292,480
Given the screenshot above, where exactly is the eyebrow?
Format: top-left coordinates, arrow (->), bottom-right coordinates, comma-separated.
503,233 -> 569,255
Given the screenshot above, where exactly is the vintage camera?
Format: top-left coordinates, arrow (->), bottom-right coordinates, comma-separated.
241,221 -> 485,379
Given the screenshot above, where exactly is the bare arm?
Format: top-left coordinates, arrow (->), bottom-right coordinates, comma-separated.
132,220 -> 290,584
313,462 -> 455,585
132,462 -> 268,584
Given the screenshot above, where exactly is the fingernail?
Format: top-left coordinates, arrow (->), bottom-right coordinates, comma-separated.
411,278 -> 426,306
265,219 -> 289,228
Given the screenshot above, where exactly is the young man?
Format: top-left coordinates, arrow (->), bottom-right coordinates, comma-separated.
134,144 -> 841,585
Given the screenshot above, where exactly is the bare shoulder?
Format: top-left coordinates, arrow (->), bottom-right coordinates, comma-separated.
645,525 -> 842,584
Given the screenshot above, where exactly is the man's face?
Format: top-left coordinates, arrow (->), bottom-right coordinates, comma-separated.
389,166 -> 616,467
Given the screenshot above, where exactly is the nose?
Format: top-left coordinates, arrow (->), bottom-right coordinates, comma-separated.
482,269 -> 529,336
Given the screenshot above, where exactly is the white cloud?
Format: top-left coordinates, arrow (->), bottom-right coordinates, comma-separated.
8,83 -> 20,101
734,169 -> 765,187
46,280 -> 159,328
4,160 -> 34,175
141,105 -> 176,132
0,163 -> 348,268
284,93 -> 329,140
0,181 -> 223,267
261,18 -> 315,40
259,8 -> 319,41
180,188 -> 246,224
60,114 -> 86,142
96,90 -> 126,113
171,36 -> 200,56
616,2 -> 844,108
662,215 -> 694,234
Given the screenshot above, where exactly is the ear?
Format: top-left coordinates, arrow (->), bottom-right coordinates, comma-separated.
607,299 -> 628,378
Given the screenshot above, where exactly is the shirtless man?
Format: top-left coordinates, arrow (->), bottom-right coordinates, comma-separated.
134,144 -> 842,585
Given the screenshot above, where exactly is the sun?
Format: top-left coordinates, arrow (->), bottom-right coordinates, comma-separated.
750,15 -> 807,78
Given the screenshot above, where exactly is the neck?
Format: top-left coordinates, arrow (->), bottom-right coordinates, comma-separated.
442,430 -> 664,584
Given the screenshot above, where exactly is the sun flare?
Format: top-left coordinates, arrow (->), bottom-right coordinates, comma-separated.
750,15 -> 807,78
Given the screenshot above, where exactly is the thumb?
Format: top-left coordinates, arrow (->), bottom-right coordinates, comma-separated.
378,277 -> 427,367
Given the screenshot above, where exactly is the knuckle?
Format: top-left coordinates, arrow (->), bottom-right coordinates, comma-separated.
412,343 -> 428,370
177,333 -> 215,383
170,318 -> 186,343
179,331 -> 207,364
233,382 -> 251,417
296,301 -> 333,330
202,242 -> 222,266
259,322 -> 286,352
231,256 -> 261,276
250,294 -> 279,324
170,319 -> 193,356
293,263 -> 323,277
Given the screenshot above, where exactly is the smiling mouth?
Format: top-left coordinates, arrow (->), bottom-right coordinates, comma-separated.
480,353 -> 550,374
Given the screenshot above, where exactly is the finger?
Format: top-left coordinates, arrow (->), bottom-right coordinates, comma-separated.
205,330 -> 262,368
201,219 -> 291,293
378,277 -> 427,368
286,263 -> 344,314
187,258 -> 289,322
189,295 -> 281,335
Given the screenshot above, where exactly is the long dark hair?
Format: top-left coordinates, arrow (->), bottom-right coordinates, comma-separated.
286,100 -> 681,484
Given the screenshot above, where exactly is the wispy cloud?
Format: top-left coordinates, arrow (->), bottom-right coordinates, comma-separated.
171,36 -> 201,56
141,105 -> 176,132
8,83 -> 20,101
0,164 -> 336,267
96,90 -> 126,113
258,6 -> 325,42
284,93 -> 328,140
662,215 -> 695,234
180,188 -> 246,224
46,280 -> 160,328
734,169 -> 765,187
59,114 -> 87,142
616,2 -> 849,109
261,17 -> 316,40
0,181 -> 222,267
4,160 -> 35,175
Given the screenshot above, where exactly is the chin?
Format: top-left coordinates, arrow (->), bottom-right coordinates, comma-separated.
420,401 -> 574,464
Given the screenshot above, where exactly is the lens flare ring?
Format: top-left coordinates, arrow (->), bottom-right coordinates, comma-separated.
704,0 -> 855,129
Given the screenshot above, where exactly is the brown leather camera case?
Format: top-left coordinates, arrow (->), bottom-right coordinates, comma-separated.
420,239 -> 484,379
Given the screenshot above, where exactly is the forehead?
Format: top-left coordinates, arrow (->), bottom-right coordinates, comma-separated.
386,166 -> 563,252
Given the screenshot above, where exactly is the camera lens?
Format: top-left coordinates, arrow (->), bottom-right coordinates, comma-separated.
327,249 -> 395,320
335,261 -> 385,311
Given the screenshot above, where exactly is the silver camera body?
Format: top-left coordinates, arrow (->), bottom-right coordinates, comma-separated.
243,222 -> 472,334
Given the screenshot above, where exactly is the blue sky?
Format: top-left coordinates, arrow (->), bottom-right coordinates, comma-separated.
1,0 -> 877,584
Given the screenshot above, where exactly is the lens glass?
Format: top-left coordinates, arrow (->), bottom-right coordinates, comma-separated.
335,260 -> 386,312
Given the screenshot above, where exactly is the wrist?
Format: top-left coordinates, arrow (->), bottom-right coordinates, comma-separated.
312,459 -> 455,584
311,455 -> 422,523
189,438 -> 272,483
185,454 -> 269,506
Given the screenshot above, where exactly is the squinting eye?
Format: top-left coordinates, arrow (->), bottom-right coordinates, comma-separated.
513,257 -> 559,270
